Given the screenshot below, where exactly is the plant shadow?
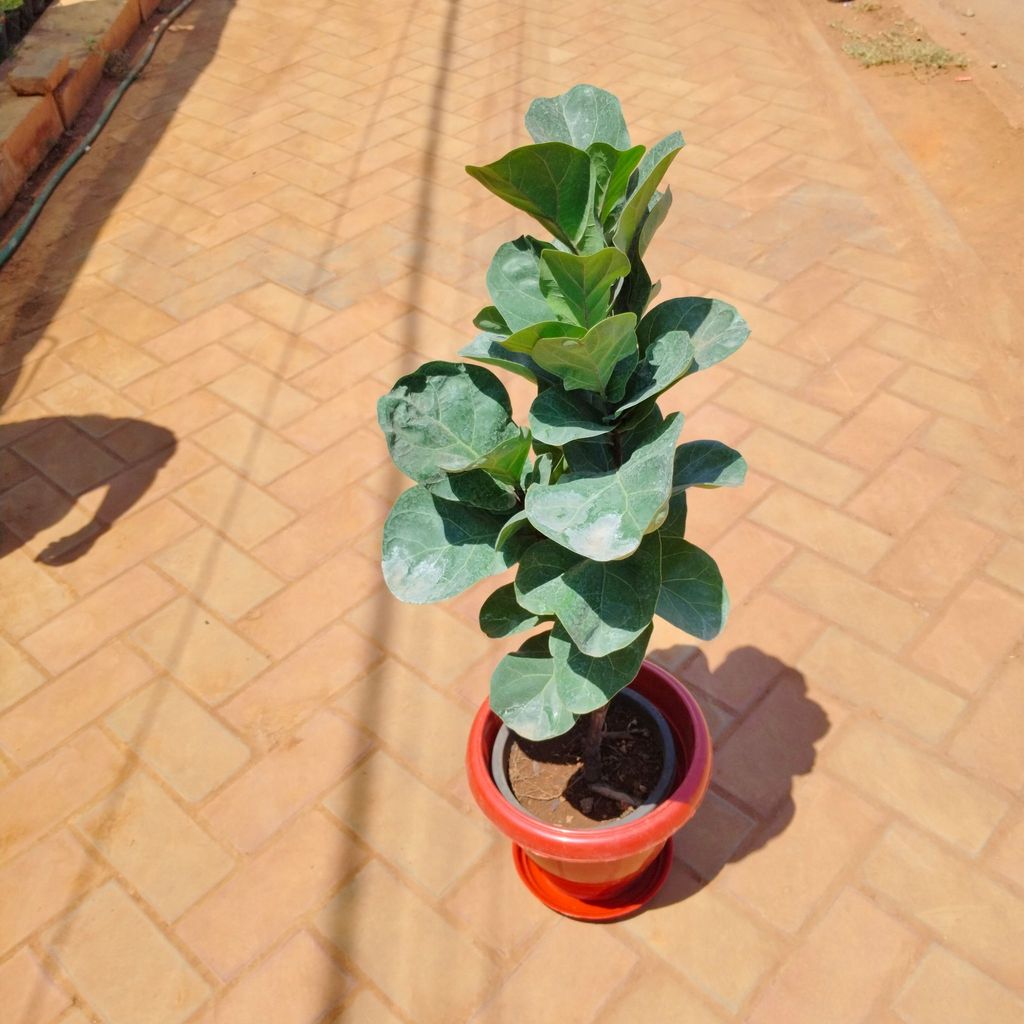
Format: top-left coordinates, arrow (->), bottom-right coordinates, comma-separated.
641,644 -> 831,911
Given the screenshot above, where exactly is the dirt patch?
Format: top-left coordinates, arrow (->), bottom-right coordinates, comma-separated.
505,693 -> 667,829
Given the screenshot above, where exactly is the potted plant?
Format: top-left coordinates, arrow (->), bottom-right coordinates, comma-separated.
377,85 -> 749,920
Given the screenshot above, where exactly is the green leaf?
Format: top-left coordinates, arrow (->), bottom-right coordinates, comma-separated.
539,247 -> 631,328
589,142 -> 646,223
672,441 -> 747,490
473,305 -> 510,335
480,583 -> 547,637
459,332 -> 540,384
613,131 -> 684,252
516,535 -> 660,656
378,362 -> 519,484
525,412 -> 683,561
533,312 -> 638,395
501,320 -> 586,354
613,252 -> 658,318
656,536 -> 729,640
467,143 -> 594,248
489,632 -> 577,741
561,402 -> 665,475
614,319 -> 695,417
549,623 -> 652,714
464,427 -> 532,483
496,509 -> 531,550
638,186 -> 672,258
529,388 -> 612,446
382,486 -> 514,603
638,297 -> 749,371
485,237 -> 554,332
426,470 -> 517,512
525,84 -> 631,151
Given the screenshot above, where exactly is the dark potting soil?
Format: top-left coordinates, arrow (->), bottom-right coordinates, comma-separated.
506,693 -> 668,829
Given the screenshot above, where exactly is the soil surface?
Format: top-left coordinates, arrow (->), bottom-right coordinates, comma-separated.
506,694 -> 668,829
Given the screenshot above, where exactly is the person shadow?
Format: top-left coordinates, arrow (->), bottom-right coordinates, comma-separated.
644,644 -> 831,908
0,415 -> 176,565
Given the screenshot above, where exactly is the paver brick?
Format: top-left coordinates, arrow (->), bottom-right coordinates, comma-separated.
0,946 -> 73,1024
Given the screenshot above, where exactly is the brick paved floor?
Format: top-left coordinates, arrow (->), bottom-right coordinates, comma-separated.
1,0 -> 1022,1021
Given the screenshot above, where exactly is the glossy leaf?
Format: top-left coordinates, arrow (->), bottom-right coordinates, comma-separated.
533,312 -> 638,395
426,470 -> 517,512
529,388 -> 612,446
656,535 -> 729,640
480,583 -> 547,637
495,509 -> 531,550
525,412 -> 683,560
485,237 -> 554,332
516,535 -> 660,656
488,632 -> 576,741
382,486 -> 513,603
638,186 -> 672,258
613,131 -> 684,252
539,247 -> 631,328
525,84 -> 631,151
459,332 -> 540,384
473,305 -> 510,335
548,623 -> 652,713
467,143 -> 594,248
501,320 -> 586,354
672,441 -> 747,490
378,361 -> 519,484
638,296 -> 749,371
589,142 -> 646,223
614,319 -> 695,417
464,427 -> 533,483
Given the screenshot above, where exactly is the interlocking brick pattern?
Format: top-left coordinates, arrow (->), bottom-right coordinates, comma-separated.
0,0 -> 1022,1019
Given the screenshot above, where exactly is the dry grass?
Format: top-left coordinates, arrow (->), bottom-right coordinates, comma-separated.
833,23 -> 968,71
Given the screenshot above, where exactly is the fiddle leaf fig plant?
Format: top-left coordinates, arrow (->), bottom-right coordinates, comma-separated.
378,84 -> 749,773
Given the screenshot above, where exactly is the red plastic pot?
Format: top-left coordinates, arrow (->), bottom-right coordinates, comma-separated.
466,660 -> 712,921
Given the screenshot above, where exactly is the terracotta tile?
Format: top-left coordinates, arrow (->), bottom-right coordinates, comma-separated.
0,643 -> 154,764
772,551 -> 927,654
863,824 -> 1024,989
0,830 -> 105,956
845,280 -> 928,325
144,304 -> 254,363
874,509 -> 994,604
912,580 -> 1024,693
78,771 -> 234,920
267,429 -> 386,510
826,721 -> 1007,853
282,388 -> 387,454
896,945 -> 1024,1024
43,881 -> 210,1024
824,391 -> 930,471
193,411 -> 307,485
739,428 -> 863,504
799,627 -> 965,742
847,447 -> 960,536
748,888 -> 918,1024
891,364 -> 1001,430
324,750 -> 492,895
672,789 -> 757,881
921,415 -> 1017,485
152,527 -> 284,620
0,635 -> 46,712
0,946 -> 74,1024
0,551 -> 77,638
38,373 -> 143,426
172,465 -> 296,549
124,344 -> 242,410
949,473 -> 1024,537
315,860 -> 496,1024
84,291 -> 179,343
329,990 -> 403,1023
986,812 -> 1024,891
129,597 -> 271,704
219,319 -> 326,378
194,931 -> 352,1024
705,520 -> 793,607
764,263 -> 856,320
13,420 -> 123,496
235,282 -> 333,333
625,868 -> 780,1012
716,376 -> 838,443
802,345 -> 901,415
106,681 -> 250,802
203,710 -> 370,852
868,320 -> 980,379
986,538 -> 1024,593
176,811 -> 361,980
207,364 -> 317,428
160,267 -> 265,321
474,918 -> 637,1023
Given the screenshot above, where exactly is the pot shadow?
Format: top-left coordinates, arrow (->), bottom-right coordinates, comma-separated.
0,415 -> 176,564
639,644 -> 831,913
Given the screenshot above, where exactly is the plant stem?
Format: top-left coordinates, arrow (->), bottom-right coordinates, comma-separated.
582,704 -> 609,782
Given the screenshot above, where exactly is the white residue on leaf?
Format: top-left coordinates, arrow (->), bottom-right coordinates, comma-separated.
382,545 -> 445,603
570,513 -> 628,559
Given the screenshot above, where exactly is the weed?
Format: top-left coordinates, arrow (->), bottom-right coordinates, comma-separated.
834,23 -> 968,71
103,49 -> 133,80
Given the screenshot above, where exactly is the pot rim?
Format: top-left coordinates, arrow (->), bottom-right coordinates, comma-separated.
466,660 -> 712,862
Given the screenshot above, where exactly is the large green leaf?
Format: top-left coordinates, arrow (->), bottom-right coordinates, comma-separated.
613,131 -> 684,252
473,306 -> 510,335
656,536 -> 729,640
589,142 -> 646,223
495,509 -> 532,550
501,320 -> 585,354
382,486 -> 513,603
672,441 -> 747,490
539,247 -> 631,328
467,143 -> 594,248
480,583 -> 547,637
638,297 -> 749,370
525,84 -> 631,151
426,470 -> 517,512
463,427 -> 532,483
459,332 -> 541,384
613,252 -> 658,319
638,187 -> 673,258
529,388 -> 611,446
614,319 -> 695,417
525,412 -> 683,560
549,623 -> 652,714
561,402 -> 666,475
485,237 -> 554,332
378,362 -> 518,484
533,312 -> 638,395
515,535 -> 660,656
489,632 -> 576,741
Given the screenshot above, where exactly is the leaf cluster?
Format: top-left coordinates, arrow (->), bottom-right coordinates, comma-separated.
378,86 -> 749,741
